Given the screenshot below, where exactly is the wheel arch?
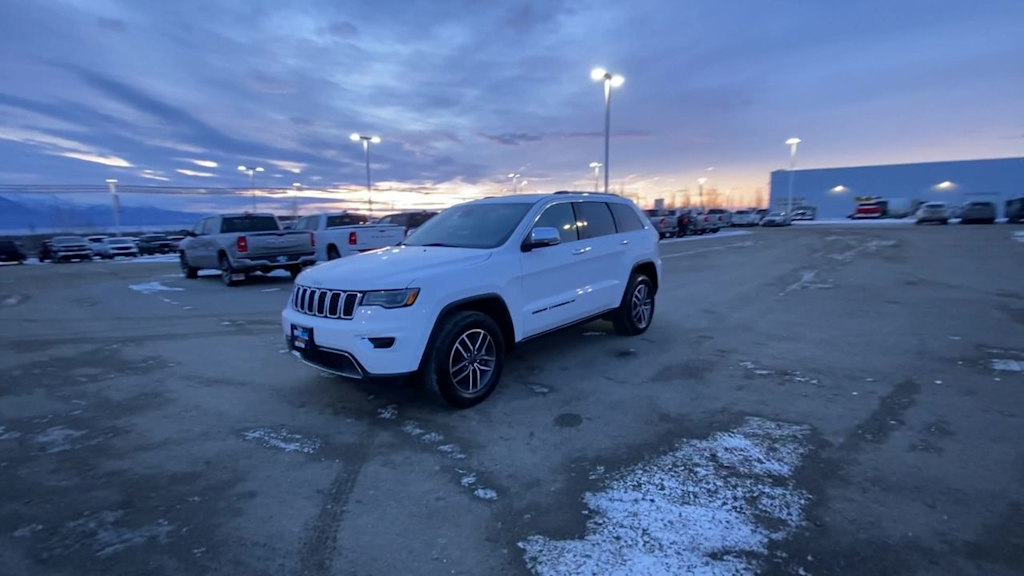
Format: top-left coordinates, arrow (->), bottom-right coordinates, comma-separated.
631,260 -> 659,294
419,294 -> 516,370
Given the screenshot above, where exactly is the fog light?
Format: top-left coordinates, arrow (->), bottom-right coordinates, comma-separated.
367,337 -> 395,349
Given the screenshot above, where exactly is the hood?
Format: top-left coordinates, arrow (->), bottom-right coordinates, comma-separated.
297,246 -> 493,290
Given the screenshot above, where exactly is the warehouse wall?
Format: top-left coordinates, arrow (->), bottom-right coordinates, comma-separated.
769,157 -> 1024,218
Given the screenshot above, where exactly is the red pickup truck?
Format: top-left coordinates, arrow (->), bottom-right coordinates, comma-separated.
853,202 -> 883,219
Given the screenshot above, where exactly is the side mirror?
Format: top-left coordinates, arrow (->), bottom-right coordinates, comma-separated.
522,227 -> 560,252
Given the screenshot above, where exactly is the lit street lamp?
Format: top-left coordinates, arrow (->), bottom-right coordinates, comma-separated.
591,67 -> 624,194
508,172 -> 521,194
237,165 -> 265,211
105,179 -> 120,235
697,177 -> 708,210
785,137 -> 801,213
350,133 -> 381,214
589,162 -> 603,193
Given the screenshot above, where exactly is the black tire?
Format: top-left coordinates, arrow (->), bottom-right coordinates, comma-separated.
613,273 -> 655,336
219,254 -> 239,287
327,245 -> 341,260
288,266 -> 302,279
423,311 -> 505,409
180,253 -> 198,279
711,227 -> 720,234
941,220 -> 949,225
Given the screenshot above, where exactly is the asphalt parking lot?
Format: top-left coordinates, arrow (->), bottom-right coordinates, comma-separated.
1,224 -> 1023,575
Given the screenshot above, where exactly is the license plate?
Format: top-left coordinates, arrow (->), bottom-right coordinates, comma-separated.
292,324 -> 311,349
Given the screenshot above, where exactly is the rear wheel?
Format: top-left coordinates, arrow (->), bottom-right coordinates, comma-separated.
288,266 -> 302,279
613,273 -> 655,336
180,253 -> 198,279
327,245 -> 341,260
219,254 -> 239,287
423,311 -> 505,409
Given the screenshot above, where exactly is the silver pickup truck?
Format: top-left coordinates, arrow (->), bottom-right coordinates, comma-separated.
179,213 -> 317,286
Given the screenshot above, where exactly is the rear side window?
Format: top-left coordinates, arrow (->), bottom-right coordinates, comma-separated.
326,214 -> 367,227
609,203 -> 645,232
533,202 -> 578,244
574,202 -> 616,239
221,216 -> 279,233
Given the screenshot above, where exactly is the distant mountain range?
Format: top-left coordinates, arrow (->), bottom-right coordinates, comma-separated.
0,196 -> 204,232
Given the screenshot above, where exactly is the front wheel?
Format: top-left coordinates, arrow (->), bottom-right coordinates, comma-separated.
423,311 -> 505,409
180,253 -> 198,279
327,246 -> 341,260
613,273 -> 655,336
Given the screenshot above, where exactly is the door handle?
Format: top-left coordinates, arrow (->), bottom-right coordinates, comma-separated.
571,247 -> 591,255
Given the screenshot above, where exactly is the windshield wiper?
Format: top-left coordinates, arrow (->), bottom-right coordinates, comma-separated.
415,242 -> 454,247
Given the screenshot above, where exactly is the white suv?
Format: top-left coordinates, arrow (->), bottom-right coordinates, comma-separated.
281,192 -> 662,407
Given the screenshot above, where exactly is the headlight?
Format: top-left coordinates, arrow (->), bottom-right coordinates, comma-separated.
361,288 -> 420,308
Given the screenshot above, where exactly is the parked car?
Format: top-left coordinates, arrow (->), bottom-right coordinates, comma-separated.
1005,197 -> 1023,223
690,209 -> 722,234
166,235 -> 186,250
38,241 -> 53,262
644,209 -> 678,239
376,211 -> 439,236
94,237 -> 140,259
707,208 -> 731,227
137,234 -> 175,255
959,201 -> 997,224
86,235 -> 109,252
760,212 -> 792,227
293,212 -> 405,261
915,202 -> 949,225
755,209 -> 770,223
48,236 -> 94,262
853,201 -> 883,219
179,213 -> 318,286
283,193 -> 661,408
731,209 -> 761,227
791,206 -> 817,220
0,239 -> 26,264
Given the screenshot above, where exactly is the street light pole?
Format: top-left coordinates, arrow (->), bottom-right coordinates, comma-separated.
591,68 -> 624,194
697,177 -> 708,211
351,133 -> 381,215
507,172 -> 521,194
785,137 -> 801,213
237,165 -> 265,211
105,179 -> 120,236
589,162 -> 602,193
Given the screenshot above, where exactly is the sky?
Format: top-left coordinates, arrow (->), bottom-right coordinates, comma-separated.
1,0 -> 1022,211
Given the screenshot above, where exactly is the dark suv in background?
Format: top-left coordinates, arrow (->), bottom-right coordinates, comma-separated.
0,240 -> 26,264
1006,197 -> 1024,224
959,201 -> 997,225
137,233 -> 175,255
375,210 -> 438,236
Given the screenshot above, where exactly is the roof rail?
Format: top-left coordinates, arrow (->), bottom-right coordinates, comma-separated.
552,190 -> 620,196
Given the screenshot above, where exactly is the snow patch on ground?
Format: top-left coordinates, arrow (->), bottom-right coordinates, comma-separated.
242,427 -> 320,454
780,269 -> 833,296
0,426 -> 23,440
1013,231 -> 1024,243
473,488 -> 499,501
376,405 -> 398,420
13,523 -> 43,537
519,417 -> 812,576
793,218 -> 914,226
34,426 -> 88,453
46,510 -> 174,558
115,255 -> 180,264
128,282 -> 184,295
991,359 -> 1024,372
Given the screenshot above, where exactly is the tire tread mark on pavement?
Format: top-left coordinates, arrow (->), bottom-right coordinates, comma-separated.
297,429 -> 376,576
840,377 -> 921,452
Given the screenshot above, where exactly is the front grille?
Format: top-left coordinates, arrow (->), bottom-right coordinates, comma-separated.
293,285 -> 360,319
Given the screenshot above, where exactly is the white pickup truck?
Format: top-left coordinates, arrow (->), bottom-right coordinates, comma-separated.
293,213 -> 405,261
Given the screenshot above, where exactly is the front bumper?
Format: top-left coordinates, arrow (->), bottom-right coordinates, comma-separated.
55,250 -> 93,259
282,301 -> 435,377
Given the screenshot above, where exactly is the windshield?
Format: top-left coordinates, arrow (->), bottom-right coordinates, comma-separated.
403,202 -> 531,249
53,236 -> 85,245
108,238 -> 135,245
142,234 -> 169,241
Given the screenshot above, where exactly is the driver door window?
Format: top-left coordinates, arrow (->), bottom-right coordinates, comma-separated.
532,202 -> 578,244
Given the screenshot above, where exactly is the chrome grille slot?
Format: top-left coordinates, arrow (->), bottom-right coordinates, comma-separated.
292,285 -> 359,320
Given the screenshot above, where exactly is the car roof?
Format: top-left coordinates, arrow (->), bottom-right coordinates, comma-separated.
472,192 -> 635,205
220,213 -> 277,218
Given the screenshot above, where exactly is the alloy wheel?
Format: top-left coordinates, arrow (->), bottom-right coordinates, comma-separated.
631,283 -> 653,328
448,328 -> 496,394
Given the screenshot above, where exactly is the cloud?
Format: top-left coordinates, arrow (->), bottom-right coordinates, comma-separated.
479,129 -> 652,146
139,169 -> 170,181
184,158 -> 218,168
56,152 -> 132,167
268,160 -> 304,174
175,169 -> 215,177
96,17 -> 126,33
479,132 -> 545,146
327,21 -> 358,37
